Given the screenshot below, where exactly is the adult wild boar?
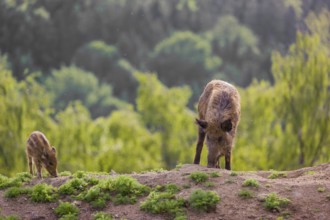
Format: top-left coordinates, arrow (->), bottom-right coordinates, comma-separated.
26,131 -> 58,178
193,80 -> 240,170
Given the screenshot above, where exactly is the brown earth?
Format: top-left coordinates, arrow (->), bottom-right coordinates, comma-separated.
0,163 -> 330,220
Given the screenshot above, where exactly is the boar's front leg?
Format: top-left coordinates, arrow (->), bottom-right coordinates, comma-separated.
28,156 -> 33,176
225,151 -> 231,170
194,127 -> 206,165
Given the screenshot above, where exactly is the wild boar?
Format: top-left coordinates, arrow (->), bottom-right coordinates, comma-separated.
193,80 -> 240,170
26,131 -> 58,178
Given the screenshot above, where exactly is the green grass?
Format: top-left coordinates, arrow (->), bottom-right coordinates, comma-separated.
54,202 -> 79,220
0,172 -> 32,190
93,212 -> 113,220
0,216 -> 19,220
268,171 -> 287,179
238,189 -> 253,199
204,181 -> 215,188
59,171 -> 72,176
230,172 -> 238,176
140,191 -> 185,219
189,172 -> 209,183
77,186 -> 109,209
30,183 -> 57,202
263,193 -> 290,211
242,178 -> 259,188
209,172 -> 220,177
4,186 -> 31,198
188,189 -> 220,212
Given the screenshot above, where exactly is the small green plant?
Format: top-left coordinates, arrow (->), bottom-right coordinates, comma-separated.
58,178 -> 88,195
242,178 -> 259,188
78,186 -> 109,209
30,183 -> 57,202
204,181 -> 215,188
93,212 -> 113,220
74,171 -> 87,179
54,202 -> 79,220
4,186 -> 31,198
326,194 -> 330,201
304,171 -> 316,175
230,172 -> 238,176
188,189 -> 220,212
263,193 -> 290,211
0,173 -> 32,189
209,172 -> 220,177
0,216 -> 19,220
155,184 -> 180,194
238,189 -> 253,199
59,171 -> 72,176
317,187 -> 326,193
102,175 -> 149,205
140,191 -> 185,219
268,171 -> 287,179
189,172 -> 209,183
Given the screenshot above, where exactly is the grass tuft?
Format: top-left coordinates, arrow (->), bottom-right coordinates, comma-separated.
54,202 -> 79,220
268,171 -> 287,179
59,178 -> 88,195
209,172 -> 220,177
93,212 -> 113,220
30,183 -> 57,202
263,193 -> 290,211
242,178 -> 259,188
238,189 -> 253,199
4,186 -> 31,198
189,172 -> 209,183
188,189 -> 220,212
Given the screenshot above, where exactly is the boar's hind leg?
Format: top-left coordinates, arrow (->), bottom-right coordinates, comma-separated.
28,156 -> 33,176
225,151 -> 231,170
194,127 -> 206,165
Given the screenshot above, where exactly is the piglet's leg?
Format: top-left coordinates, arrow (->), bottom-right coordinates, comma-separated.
194,127 -> 205,165
35,160 -> 43,178
28,156 -> 33,176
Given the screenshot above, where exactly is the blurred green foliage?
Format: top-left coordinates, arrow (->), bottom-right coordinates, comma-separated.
0,2 -> 329,176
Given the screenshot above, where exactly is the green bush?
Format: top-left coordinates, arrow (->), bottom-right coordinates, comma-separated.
93,212 -> 113,220
140,191 -> 185,218
4,186 -> 31,198
263,193 -> 290,211
58,178 -> 88,195
30,183 -> 57,202
54,202 -> 79,220
189,172 -> 209,183
188,189 -> 220,212
242,179 -> 259,188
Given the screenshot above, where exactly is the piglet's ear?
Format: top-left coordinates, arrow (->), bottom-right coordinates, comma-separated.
195,119 -> 208,129
221,119 -> 232,132
52,147 -> 56,153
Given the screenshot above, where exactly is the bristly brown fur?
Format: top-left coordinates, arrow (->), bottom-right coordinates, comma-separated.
194,80 -> 240,170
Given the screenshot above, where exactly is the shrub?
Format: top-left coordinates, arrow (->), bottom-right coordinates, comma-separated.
263,193 -> 290,211
4,186 -> 30,198
238,189 -> 253,199
242,179 -> 259,188
140,191 -> 185,218
189,172 -> 209,183
188,189 -> 220,212
54,202 -> 79,220
93,212 -> 113,220
30,183 -> 57,202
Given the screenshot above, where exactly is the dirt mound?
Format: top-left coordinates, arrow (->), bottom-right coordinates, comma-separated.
0,163 -> 329,220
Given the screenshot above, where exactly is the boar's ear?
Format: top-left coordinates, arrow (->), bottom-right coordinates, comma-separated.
52,147 -> 56,153
196,119 -> 208,129
221,119 -> 232,132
